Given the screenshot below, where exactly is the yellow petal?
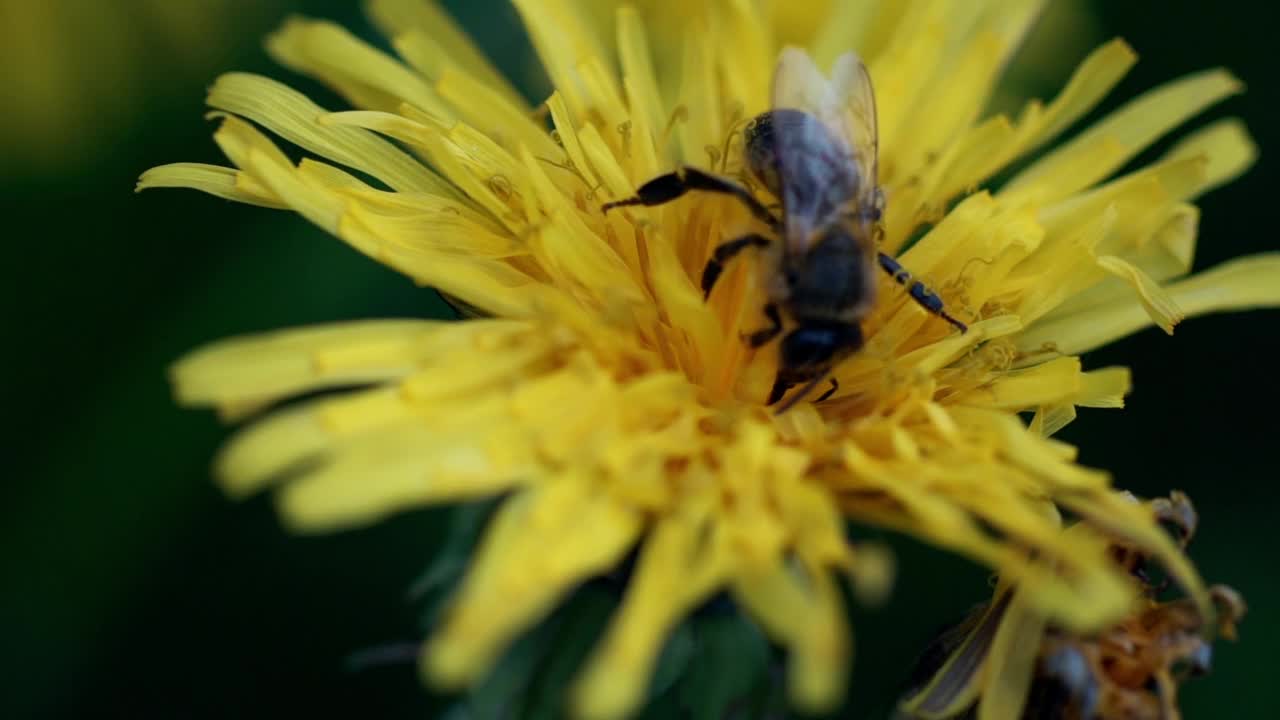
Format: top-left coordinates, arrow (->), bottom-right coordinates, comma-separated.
266,17 -> 450,117
425,478 -> 642,687
510,0 -> 613,121
809,0 -> 884,68
207,73 -> 456,196
573,507 -> 729,720
1005,68 -> 1242,203
1059,490 -> 1211,620
135,162 -> 287,209
1029,403 -> 1076,438
1010,39 -> 1138,155
615,5 -> 667,164
1095,254 -> 1185,334
278,420 -> 534,531
366,0 -> 527,110
434,67 -> 559,156
171,319 -> 448,408
976,592 -> 1046,720
953,356 -> 1084,411
1074,366 -> 1131,409
1019,254 -> 1280,355
898,594 -> 1010,719
733,561 -> 849,713
1161,117 -> 1259,199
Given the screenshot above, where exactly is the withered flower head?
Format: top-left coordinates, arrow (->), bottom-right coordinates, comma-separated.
901,493 -> 1245,720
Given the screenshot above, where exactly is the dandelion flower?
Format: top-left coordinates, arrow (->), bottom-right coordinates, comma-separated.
139,1 -> 1279,717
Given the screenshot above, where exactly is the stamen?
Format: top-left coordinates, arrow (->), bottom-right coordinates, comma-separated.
486,174 -> 514,201
660,105 -> 689,149
616,120 -> 632,158
536,156 -> 593,191
716,112 -> 752,174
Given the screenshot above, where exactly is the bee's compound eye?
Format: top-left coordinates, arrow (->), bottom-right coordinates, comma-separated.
780,323 -> 862,370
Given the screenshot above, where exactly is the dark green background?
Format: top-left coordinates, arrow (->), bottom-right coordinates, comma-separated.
4,1 -> 1276,717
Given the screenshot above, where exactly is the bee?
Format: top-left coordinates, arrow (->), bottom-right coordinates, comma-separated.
603,48 -> 967,410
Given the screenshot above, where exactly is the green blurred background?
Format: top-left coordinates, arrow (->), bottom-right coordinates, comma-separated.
3,1 -> 1276,717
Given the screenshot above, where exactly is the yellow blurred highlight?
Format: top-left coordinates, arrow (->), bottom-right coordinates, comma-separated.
0,0 -> 277,172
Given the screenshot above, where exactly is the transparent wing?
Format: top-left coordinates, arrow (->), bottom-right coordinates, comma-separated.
828,51 -> 879,203
771,46 -> 833,118
771,47 -> 879,211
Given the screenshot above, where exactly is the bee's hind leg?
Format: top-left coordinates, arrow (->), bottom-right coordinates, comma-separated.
602,167 -> 779,229
702,234 -> 771,298
877,253 -> 968,333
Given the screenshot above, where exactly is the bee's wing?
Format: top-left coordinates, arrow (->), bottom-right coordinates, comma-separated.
772,47 -> 879,211
771,46 -> 835,122
828,51 -> 879,204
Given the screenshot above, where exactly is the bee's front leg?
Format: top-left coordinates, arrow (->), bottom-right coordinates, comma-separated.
602,167 -> 780,230
815,378 -> 839,402
701,233 -> 771,298
767,376 -> 794,406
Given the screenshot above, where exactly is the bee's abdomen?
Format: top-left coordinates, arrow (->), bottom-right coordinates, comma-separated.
785,226 -> 875,321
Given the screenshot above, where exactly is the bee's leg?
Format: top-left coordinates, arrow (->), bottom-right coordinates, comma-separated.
702,233 -> 771,298
877,253 -> 968,333
767,376 -> 794,405
741,302 -> 783,347
602,167 -> 779,230
815,378 -> 839,402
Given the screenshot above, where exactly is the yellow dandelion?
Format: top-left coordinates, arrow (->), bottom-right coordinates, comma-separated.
139,1 -> 1278,718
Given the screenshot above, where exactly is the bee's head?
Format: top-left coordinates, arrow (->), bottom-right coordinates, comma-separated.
779,321 -> 863,374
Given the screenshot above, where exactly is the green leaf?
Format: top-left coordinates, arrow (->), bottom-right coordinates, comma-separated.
650,622 -> 696,702
442,582 -> 623,720
676,611 -> 774,720
411,500 -> 499,628
522,585 -> 618,720
461,613 -> 549,720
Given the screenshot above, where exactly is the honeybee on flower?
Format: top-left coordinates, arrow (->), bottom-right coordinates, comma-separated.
140,1 -> 1277,718
604,47 -> 968,410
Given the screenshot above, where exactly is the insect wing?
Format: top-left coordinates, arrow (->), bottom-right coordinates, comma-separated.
770,48 -> 880,248
828,51 -> 879,209
771,47 -> 836,121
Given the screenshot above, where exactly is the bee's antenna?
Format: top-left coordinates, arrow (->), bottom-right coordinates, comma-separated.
939,309 -> 969,334
773,373 -> 832,415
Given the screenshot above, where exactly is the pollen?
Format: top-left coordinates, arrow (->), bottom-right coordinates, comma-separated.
140,1 -> 1278,718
